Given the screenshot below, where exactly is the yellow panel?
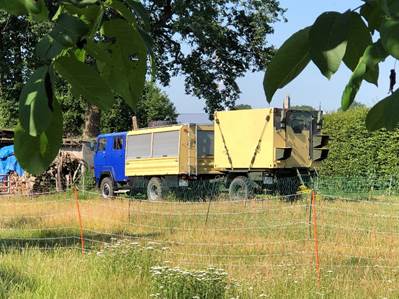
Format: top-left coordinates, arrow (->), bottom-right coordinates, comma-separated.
125,124 -> 220,176
179,125 -> 190,174
284,127 -> 312,168
126,126 -> 184,176
126,157 -> 180,176
197,124 -> 214,131
214,109 -> 275,170
196,125 -> 219,175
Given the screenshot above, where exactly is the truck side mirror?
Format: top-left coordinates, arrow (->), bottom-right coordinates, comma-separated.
89,141 -> 97,152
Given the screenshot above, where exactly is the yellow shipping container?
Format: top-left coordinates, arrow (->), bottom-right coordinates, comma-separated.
214,108 -> 328,171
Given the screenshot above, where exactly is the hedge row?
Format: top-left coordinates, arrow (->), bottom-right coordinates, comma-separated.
319,107 -> 399,179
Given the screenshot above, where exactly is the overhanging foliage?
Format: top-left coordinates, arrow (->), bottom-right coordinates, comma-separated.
264,0 -> 399,131
0,0 -> 151,174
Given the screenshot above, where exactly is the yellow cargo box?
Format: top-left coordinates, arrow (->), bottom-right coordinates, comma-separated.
214,108 -> 328,171
125,124 -> 217,177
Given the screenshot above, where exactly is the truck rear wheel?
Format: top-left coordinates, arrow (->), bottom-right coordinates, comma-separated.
229,176 -> 254,200
147,177 -> 169,201
100,177 -> 114,199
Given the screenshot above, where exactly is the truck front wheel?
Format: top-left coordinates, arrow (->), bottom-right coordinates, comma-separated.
100,177 -> 114,199
147,177 -> 169,201
229,176 -> 254,200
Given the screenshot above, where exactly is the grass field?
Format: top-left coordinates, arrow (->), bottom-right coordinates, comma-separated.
0,191 -> 399,298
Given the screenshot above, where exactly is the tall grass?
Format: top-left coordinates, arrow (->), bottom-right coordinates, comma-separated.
0,192 -> 399,297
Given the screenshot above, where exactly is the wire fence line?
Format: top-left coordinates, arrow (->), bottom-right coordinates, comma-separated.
1,187 -> 399,289
4,172 -> 399,200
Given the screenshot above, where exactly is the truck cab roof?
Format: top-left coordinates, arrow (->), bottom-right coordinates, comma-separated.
97,132 -> 127,139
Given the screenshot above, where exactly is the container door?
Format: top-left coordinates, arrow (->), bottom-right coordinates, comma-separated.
188,124 -> 198,176
286,111 -> 313,167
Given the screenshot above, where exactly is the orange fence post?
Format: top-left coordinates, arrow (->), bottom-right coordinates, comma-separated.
312,190 -> 320,288
73,187 -> 85,255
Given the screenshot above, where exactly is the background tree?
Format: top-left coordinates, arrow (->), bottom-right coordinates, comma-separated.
101,81 -> 178,132
1,0 -> 286,138
146,0 -> 285,116
0,11 -> 50,128
263,0 -> 399,131
58,84 -> 86,138
337,100 -> 367,111
291,105 -> 315,111
231,104 -> 252,110
0,0 -> 151,174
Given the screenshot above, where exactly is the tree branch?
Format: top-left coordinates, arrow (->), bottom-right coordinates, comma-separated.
153,0 -> 173,31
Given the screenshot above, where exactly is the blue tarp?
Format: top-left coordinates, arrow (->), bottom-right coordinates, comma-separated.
0,145 -> 24,176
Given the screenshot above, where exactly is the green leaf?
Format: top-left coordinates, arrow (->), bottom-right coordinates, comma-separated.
74,48 -> 86,62
62,3 -> 101,27
0,0 -> 28,15
360,1 -> 384,33
386,0 -> 399,18
263,27 -> 310,103
343,12 -> 372,74
107,0 -> 154,67
61,0 -> 99,8
366,90 -> 399,131
341,41 -> 387,110
380,18 -> 399,59
14,99 -> 63,175
0,0 -> 48,20
54,53 -> 115,110
108,0 -> 137,26
27,0 -> 48,21
309,11 -> 350,79
379,0 -> 399,18
49,13 -> 89,47
341,62 -> 367,111
96,19 -> 147,109
19,66 -> 55,137
36,35 -> 65,63
125,0 -> 151,31
364,64 -> 379,85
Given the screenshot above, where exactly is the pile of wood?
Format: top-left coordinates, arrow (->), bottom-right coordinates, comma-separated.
7,172 -> 35,195
5,152 -> 86,195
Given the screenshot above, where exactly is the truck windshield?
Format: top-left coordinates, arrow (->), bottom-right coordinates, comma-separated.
288,112 -> 313,134
97,138 -> 106,151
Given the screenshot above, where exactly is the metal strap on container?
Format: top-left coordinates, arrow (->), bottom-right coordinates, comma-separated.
215,118 -> 233,170
248,119 -> 269,170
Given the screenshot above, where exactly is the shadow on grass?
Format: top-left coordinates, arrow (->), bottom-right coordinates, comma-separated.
0,229 -> 162,252
0,265 -> 36,299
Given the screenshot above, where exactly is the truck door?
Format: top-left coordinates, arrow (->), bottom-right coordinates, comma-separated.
94,137 -> 107,182
110,135 -> 126,182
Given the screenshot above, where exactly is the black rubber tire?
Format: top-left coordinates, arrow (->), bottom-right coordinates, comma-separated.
228,176 -> 254,200
100,177 -> 114,199
147,177 -> 169,201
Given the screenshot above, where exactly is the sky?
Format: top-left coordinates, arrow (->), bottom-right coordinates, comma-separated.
162,0 -> 396,114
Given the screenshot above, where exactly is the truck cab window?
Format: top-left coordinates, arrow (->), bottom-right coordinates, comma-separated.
288,112 -> 312,134
113,137 -> 123,150
197,131 -> 214,157
97,138 -> 106,151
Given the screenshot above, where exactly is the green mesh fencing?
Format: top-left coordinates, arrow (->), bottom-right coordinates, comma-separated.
314,176 -> 399,200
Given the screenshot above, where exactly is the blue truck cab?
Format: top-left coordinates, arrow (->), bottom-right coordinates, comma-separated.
94,132 -> 127,197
